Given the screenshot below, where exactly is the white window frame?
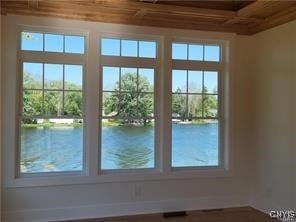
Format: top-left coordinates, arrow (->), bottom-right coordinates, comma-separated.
2,19 -> 234,188
98,34 -> 161,174
169,39 -> 225,171
15,26 -> 89,178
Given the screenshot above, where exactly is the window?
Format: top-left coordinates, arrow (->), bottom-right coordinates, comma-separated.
171,41 -> 222,168
101,38 -> 157,58
100,37 -> 157,170
21,31 -> 85,54
19,31 -> 85,174
172,42 -> 220,61
13,28 -> 228,183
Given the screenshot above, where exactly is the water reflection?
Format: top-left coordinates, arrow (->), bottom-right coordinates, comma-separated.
21,123 -> 218,173
107,146 -> 153,169
101,125 -> 155,169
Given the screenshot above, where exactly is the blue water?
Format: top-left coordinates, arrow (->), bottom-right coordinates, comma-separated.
21,123 -> 218,173
172,124 -> 219,167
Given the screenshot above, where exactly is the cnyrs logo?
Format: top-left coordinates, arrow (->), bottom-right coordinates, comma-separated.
270,210 -> 296,221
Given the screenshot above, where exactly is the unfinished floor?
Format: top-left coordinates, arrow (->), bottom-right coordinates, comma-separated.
60,207 -> 277,222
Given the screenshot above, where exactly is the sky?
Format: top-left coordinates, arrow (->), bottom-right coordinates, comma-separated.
172,70 -> 218,94
21,32 -> 84,53
22,33 -> 219,93
103,67 -> 154,91
24,62 -> 83,89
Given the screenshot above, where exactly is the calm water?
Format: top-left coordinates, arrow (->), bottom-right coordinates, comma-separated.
21,123 -> 218,173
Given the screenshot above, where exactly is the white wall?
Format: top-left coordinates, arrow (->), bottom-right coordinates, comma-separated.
1,15 -> 253,222
249,20 -> 296,213
0,13 -> 2,222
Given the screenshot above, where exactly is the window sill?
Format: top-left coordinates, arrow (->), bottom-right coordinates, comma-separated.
4,167 -> 233,188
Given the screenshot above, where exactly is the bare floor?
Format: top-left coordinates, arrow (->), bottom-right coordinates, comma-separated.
59,207 -> 277,222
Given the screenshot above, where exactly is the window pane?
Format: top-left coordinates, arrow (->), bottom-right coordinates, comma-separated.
20,118 -> 83,173
101,38 -> 120,56
172,70 -> 187,93
64,91 -> 83,116
188,71 -> 202,93
65,35 -> 85,54
121,40 -> 138,57
138,93 -> 154,118
101,119 -> 154,170
44,34 -> 64,52
189,44 -> 203,61
204,45 -> 220,62
23,63 -> 43,90
114,92 -> 138,119
23,90 -> 43,116
172,43 -> 187,60
44,91 -> 63,116
203,95 -> 218,118
138,68 -> 154,92
204,71 -> 218,94
103,67 -> 120,91
172,93 -> 186,119
120,68 -> 137,92
188,95 -> 202,118
102,92 -> 118,117
21,32 -> 43,51
172,121 -> 219,167
65,65 -> 83,90
139,41 -> 156,58
44,64 -> 63,90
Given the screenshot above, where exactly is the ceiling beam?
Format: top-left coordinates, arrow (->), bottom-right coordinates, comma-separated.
223,17 -> 263,25
95,0 -> 237,19
140,0 -> 158,3
27,0 -> 39,9
134,8 -> 147,18
237,0 -> 276,18
249,5 -> 296,34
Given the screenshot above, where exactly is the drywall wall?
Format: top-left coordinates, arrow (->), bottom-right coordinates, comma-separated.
1,15 -> 253,221
249,20 -> 296,213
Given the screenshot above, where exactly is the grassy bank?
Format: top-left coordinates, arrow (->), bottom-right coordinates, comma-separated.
22,122 -> 83,128
22,119 -> 216,128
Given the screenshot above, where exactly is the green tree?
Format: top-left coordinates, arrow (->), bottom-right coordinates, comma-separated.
23,72 -> 42,123
104,73 -> 153,125
188,95 -> 202,119
23,71 -> 82,121
64,92 -> 82,116
172,88 -> 186,120
43,91 -> 62,116
203,87 -> 218,117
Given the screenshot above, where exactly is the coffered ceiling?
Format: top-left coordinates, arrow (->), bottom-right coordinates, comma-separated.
2,0 -> 296,35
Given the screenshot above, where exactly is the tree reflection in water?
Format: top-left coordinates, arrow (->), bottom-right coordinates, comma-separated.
108,146 -> 153,169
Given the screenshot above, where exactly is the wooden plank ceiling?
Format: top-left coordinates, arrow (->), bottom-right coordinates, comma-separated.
1,0 -> 296,35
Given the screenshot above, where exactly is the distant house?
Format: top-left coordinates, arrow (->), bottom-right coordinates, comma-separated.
37,119 -> 74,124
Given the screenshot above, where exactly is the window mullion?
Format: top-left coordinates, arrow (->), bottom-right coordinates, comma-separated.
160,37 -> 172,172
86,32 -> 100,176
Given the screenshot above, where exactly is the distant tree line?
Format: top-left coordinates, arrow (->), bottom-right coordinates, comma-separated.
23,72 -> 82,123
172,87 -> 218,120
24,70 -> 217,125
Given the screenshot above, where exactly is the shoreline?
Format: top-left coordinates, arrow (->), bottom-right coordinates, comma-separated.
22,120 -> 218,128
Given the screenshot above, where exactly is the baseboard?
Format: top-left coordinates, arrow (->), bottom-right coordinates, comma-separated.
3,195 -> 248,222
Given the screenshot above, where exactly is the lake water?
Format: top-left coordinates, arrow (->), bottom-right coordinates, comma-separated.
21,123 -> 218,173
